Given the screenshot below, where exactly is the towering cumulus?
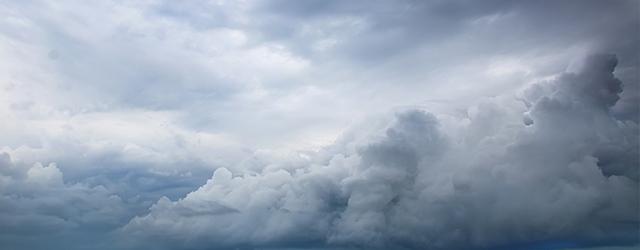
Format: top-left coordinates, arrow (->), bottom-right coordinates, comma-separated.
122,54 -> 639,249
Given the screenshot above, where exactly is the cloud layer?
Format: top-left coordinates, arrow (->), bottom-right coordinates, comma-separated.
0,0 -> 638,249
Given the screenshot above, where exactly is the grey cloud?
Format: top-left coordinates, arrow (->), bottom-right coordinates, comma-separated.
0,128 -> 224,249
0,152 -> 130,250
249,0 -> 637,63
122,55 -> 638,249
1,1 -> 638,249
4,0 -> 637,143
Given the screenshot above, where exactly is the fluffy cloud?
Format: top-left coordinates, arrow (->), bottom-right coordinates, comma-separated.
0,152 -> 130,250
122,55 -> 638,249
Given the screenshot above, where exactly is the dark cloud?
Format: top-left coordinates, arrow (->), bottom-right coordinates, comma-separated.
248,0 -> 638,65
0,152 -> 131,250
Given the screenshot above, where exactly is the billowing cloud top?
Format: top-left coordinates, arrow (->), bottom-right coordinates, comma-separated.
0,1 -> 638,250
121,54 -> 639,250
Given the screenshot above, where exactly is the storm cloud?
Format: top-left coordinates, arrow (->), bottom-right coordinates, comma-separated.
0,0 -> 638,250
122,55 -> 638,249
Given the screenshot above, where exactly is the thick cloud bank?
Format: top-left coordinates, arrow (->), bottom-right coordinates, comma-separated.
122,54 -> 639,249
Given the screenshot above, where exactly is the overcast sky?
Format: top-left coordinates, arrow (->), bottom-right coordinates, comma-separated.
0,1 -> 638,250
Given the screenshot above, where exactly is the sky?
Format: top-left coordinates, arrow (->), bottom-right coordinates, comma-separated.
0,0 -> 638,250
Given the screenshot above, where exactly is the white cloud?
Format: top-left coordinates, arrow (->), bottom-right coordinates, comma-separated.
26,162 -> 64,186
121,55 -> 639,249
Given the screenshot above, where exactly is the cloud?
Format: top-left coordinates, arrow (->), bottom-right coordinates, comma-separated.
0,1 -> 637,249
122,54 -> 639,249
0,152 -> 130,250
2,0 -> 636,152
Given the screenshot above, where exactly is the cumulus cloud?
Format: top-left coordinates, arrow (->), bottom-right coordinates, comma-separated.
0,152 -> 130,250
122,54 -> 639,249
